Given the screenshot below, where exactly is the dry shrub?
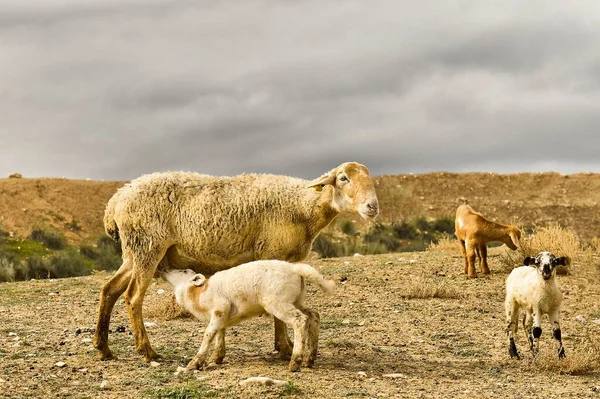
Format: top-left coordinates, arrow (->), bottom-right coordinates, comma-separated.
498,224 -> 581,273
427,236 -> 457,252
591,237 -> 600,252
145,294 -> 191,320
399,277 -> 466,300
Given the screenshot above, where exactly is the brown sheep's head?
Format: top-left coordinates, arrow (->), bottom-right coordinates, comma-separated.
307,162 -> 379,220
506,226 -> 521,250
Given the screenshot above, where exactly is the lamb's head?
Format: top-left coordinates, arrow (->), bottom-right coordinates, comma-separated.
524,251 -> 570,280
307,162 -> 379,220
160,269 -> 207,303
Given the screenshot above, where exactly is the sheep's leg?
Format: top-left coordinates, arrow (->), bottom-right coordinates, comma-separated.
505,300 -> 520,359
268,305 -> 309,372
210,329 -> 226,364
478,244 -> 490,274
466,242 -> 477,278
523,312 -> 533,352
549,310 -> 566,359
274,318 -> 293,360
301,308 -> 320,368
94,258 -> 132,360
458,239 -> 468,274
187,314 -> 225,370
125,246 -> 167,361
530,311 -> 543,358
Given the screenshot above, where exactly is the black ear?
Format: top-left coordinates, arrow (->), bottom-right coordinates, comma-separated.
524,257 -> 536,266
556,256 -> 570,267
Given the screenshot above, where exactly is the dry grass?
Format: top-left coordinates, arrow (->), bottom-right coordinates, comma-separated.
145,294 -> 191,320
399,277 -> 466,299
498,224 -> 582,273
427,236 -> 458,252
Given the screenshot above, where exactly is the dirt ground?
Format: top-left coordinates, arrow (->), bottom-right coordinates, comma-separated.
1,250 -> 600,398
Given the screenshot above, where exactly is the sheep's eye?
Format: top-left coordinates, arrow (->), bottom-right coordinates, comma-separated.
339,175 -> 349,182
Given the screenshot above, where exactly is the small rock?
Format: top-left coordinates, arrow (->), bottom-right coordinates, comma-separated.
409,259 -> 417,264
507,376 -> 515,383
174,366 -> 188,376
75,328 -> 82,335
591,386 -> 600,392
55,362 -> 67,368
342,319 -> 351,325
115,325 -> 126,333
81,338 -> 92,344
100,380 -> 109,389
385,261 -> 393,265
397,258 -> 405,262
575,315 -> 587,324
8,173 -> 22,179
353,253 -> 363,257
78,368 -> 88,373
357,371 -> 367,378
591,319 -> 600,326
383,373 -> 407,379
150,361 -> 161,367
344,261 -> 350,265
239,377 -> 288,387
8,332 -> 17,337
144,322 -> 157,327
339,276 -> 348,283
358,321 -> 366,326
156,289 -> 166,295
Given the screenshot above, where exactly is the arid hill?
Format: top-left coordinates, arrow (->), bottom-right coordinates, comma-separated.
0,171 -> 599,245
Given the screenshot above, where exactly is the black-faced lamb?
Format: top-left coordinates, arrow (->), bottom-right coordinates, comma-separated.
505,251 -> 570,359
161,260 -> 335,372
93,162 -> 379,361
455,204 -> 521,278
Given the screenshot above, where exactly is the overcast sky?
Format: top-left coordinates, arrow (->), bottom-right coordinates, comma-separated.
1,0 -> 600,180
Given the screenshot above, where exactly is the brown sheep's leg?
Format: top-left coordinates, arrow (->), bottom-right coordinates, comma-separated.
125,246 -> 167,361
274,318 -> 293,360
479,245 -> 490,274
458,239 -> 468,274
466,245 -> 477,278
94,258 -> 132,360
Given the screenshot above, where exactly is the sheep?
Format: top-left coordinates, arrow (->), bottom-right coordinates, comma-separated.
161,260 -> 335,372
455,204 -> 521,278
505,251 -> 570,360
93,161 -> 379,362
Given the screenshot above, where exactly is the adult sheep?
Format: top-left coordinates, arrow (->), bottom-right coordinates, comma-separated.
94,162 -> 379,361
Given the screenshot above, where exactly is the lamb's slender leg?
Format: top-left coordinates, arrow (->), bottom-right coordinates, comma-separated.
187,312 -> 227,370
549,310 -> 566,359
479,244 -> 490,274
505,299 -> 520,359
124,245 -> 168,361
523,312 -> 533,352
530,310 -> 543,358
94,258 -> 132,360
466,242 -> 477,278
458,239 -> 468,274
274,318 -> 293,360
268,305 -> 309,372
210,330 -> 226,364
301,308 -> 320,368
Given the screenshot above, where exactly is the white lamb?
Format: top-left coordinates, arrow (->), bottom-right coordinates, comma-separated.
161,260 -> 335,372
505,251 -> 570,359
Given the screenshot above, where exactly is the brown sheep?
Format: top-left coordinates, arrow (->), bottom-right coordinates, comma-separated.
455,204 -> 521,278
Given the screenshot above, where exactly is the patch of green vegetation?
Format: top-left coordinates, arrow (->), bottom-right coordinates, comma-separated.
68,219 -> 82,232
326,339 -> 357,349
321,318 -> 345,330
29,227 -> 66,250
143,382 -> 219,399
280,382 -> 302,396
339,219 -> 356,236
2,239 -> 50,260
451,348 -> 485,357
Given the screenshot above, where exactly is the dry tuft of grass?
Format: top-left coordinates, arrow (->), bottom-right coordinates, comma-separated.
427,236 -> 458,252
145,294 -> 191,320
498,224 -> 582,273
399,277 -> 466,300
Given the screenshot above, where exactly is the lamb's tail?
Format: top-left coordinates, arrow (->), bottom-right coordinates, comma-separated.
290,263 -> 335,295
103,194 -> 120,242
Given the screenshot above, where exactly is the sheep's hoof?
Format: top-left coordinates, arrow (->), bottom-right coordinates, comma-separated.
288,361 -> 301,372
186,360 -> 201,371
508,349 -> 520,360
302,359 -> 315,368
97,349 -> 115,361
558,347 -> 566,359
142,349 -> 161,362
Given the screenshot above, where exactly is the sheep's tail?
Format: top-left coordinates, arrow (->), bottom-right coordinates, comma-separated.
291,263 -> 335,295
103,194 -> 120,242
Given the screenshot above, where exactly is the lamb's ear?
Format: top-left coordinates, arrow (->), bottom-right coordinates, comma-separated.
523,257 -> 535,266
556,256 -> 570,267
509,231 -> 520,248
307,172 -> 336,188
190,274 -> 206,287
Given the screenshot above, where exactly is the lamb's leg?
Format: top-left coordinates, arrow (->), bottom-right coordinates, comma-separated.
458,239 -> 468,274
530,310 -> 543,358
268,305 -> 309,372
549,310 -> 566,359
505,299 -> 520,359
523,312 -> 533,352
124,245 -> 167,361
301,308 -> 320,368
187,313 -> 226,370
94,258 -> 132,360
274,318 -> 293,360
466,242 -> 477,278
210,329 -> 226,364
479,244 -> 490,274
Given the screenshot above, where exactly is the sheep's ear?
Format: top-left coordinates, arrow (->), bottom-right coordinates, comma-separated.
190,274 -> 206,287
509,231 -> 520,248
307,172 -> 336,189
556,256 -> 570,267
524,257 -> 535,266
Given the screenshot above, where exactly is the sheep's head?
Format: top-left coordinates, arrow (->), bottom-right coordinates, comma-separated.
307,162 -> 379,220
524,251 -> 570,280
506,226 -> 522,250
